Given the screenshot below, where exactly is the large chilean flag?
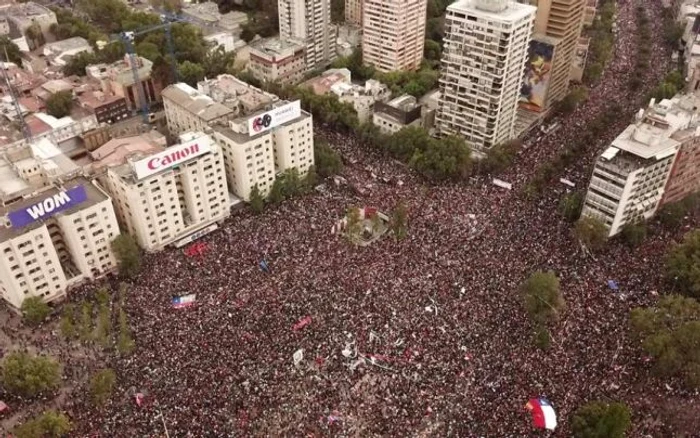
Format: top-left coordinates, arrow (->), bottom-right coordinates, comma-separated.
525,397 -> 557,430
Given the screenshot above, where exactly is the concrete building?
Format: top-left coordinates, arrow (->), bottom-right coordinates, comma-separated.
436,0 -> 536,151
336,24 -> 362,57
583,0 -> 598,26
204,32 -> 246,53
373,94 -> 422,134
95,132 -> 230,251
77,90 -> 129,125
86,56 -> 162,112
162,82 -> 235,139
42,37 -> 92,67
0,2 -> 56,43
581,96 -> 700,237
362,0 -> 427,72
330,79 -> 391,122
181,1 -> 248,34
301,68 -> 352,94
212,100 -> 314,200
278,0 -> 336,71
198,74 -> 278,115
346,0 -> 363,26
519,0 -> 586,110
0,140 -> 119,308
248,37 -> 306,85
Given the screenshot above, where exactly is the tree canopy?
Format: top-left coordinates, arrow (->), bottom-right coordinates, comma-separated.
521,271 -> 565,324
45,91 -> 73,118
1,352 -> 61,398
90,368 -> 117,406
111,234 -> 141,278
575,216 -> 608,251
571,401 -> 631,438
21,296 -> 51,326
665,230 -> 700,298
410,135 -> 472,181
314,137 -> 343,178
0,36 -> 22,64
14,411 -> 72,438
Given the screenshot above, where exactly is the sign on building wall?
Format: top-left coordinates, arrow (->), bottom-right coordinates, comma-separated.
133,135 -> 212,180
247,100 -> 302,136
8,185 -> 88,228
519,40 -> 555,112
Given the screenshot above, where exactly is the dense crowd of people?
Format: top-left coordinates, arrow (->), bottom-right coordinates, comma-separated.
6,0 -> 695,436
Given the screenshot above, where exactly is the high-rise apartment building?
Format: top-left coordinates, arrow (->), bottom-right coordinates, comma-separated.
518,0 -> 585,110
0,140 -> 120,308
436,0 -> 536,151
278,0 -> 336,71
581,96 -> 700,237
362,0 -> 427,72
95,132 -> 230,251
346,0 -> 363,26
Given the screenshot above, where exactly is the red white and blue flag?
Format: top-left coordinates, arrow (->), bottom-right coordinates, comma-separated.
525,397 -> 557,430
171,294 -> 197,309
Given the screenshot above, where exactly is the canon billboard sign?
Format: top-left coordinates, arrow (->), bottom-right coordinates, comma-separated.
133,136 -> 212,180
247,101 -> 301,136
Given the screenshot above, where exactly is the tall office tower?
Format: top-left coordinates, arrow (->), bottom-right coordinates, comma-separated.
436,0 -> 536,151
278,0 -> 336,71
518,0 -> 585,110
362,0 -> 428,72
346,0 -> 363,26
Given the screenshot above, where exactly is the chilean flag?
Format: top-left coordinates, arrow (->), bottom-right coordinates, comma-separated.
172,294 -> 197,308
525,398 -> 557,430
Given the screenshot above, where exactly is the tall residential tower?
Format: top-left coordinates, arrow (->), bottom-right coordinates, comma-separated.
278,0 -> 336,71
362,0 -> 428,72
436,0 -> 536,150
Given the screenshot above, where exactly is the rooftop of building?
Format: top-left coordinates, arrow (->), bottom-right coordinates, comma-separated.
86,56 -> 153,84
385,95 -> 419,111
162,82 -> 234,121
91,134 -> 165,170
0,2 -> 54,19
249,37 -> 305,59
181,1 -> 247,30
43,37 -> 91,53
301,68 -> 352,95
197,74 -> 278,114
330,78 -> 389,98
214,106 -> 311,144
449,0 -> 537,22
0,176 -> 107,242
77,89 -> 125,110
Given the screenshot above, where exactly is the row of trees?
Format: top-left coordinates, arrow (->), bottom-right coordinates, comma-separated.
584,0 -> 616,83
249,167 -> 318,214
628,6 -> 652,91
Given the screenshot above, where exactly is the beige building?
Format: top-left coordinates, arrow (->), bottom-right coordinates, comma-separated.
346,0 -> 363,26
248,37 -> 307,85
212,101 -> 314,200
95,132 -> 230,251
436,0 -> 536,151
362,0 -> 427,72
162,83 -> 235,140
278,0 -> 336,71
373,95 -> 422,134
0,140 -> 120,309
519,0 -> 586,109
87,55 -> 162,112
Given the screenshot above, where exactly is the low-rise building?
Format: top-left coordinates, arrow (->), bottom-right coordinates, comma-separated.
181,1 -> 248,34
204,32 -> 246,53
373,95 -> 422,134
330,79 -> 390,122
94,132 -> 230,251
336,24 -> 361,58
0,2 -> 56,43
301,68 -> 351,94
247,38 -> 306,85
0,140 -> 120,308
581,96 -> 700,236
212,100 -> 314,200
78,90 -> 129,125
86,55 -> 162,112
43,37 -> 92,67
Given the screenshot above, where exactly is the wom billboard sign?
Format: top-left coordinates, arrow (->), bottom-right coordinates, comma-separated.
8,185 -> 88,228
133,136 -> 212,180
247,101 -> 301,136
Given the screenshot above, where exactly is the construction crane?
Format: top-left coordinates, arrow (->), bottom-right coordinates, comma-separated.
100,13 -> 194,124
0,47 -> 31,141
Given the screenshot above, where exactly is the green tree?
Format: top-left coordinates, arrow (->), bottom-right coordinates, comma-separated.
117,307 -> 135,355
14,410 -> 72,438
346,207 -> 363,236
657,201 -> 686,228
79,301 -> 94,342
111,234 -> 141,278
390,201 -> 408,240
621,221 -> 647,247
76,0 -> 129,34
314,138 -> 343,177
410,135 -> 472,181
136,41 -> 162,62
0,36 -> 22,64
62,51 -> 98,76
95,301 -> 111,349
178,60 -> 205,87
480,140 -> 519,174
521,271 -> 564,324
386,126 -> 432,162
45,91 -> 73,118
25,22 -> 44,48
249,184 -> 265,214
303,165 -> 318,190
574,216 -> 608,251
558,192 -> 583,222
267,177 -> 285,204
424,39 -> 442,62
571,401 -> 631,438
21,296 -> 51,326
90,369 -> 116,406
281,168 -> 302,198
630,294 -> 700,387
59,305 -> 76,339
1,352 -> 60,398
665,230 -> 700,298
556,87 -> 589,115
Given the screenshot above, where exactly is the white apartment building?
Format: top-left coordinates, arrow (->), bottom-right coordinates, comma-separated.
581,97 -> 699,237
436,0 -> 536,151
248,37 -> 307,85
0,140 -> 120,308
97,132 -> 230,252
212,101 -> 314,200
278,0 -> 336,71
162,83 -> 235,139
346,0 -> 363,26
362,0 -> 428,72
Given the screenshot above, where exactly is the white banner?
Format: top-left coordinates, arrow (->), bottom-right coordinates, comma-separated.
133,136 -> 212,180
247,101 -> 301,136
